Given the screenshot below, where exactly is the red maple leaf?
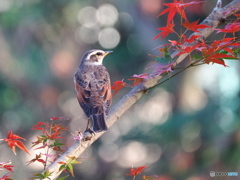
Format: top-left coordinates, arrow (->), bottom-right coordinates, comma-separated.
2,165 -> 14,173
196,38 -> 239,67
0,161 -> 14,174
235,13 -> 240,19
31,136 -> 46,148
32,122 -> 46,131
34,143 -> 48,150
126,165 -> 148,176
128,73 -> 149,86
147,61 -> 174,76
182,35 -> 201,43
111,80 -> 129,96
209,38 -> 236,52
51,124 -> 68,133
222,47 -> 235,56
204,53 -> 235,67
0,173 -> 12,180
168,40 -> 180,46
182,20 -> 210,32
176,43 -> 201,56
154,21 -> 175,40
168,35 -> 201,47
3,131 -> 30,155
200,47 -> 228,67
27,153 -> 46,166
216,22 -> 240,33
46,131 -> 63,140
50,117 -> 69,121
158,0 -> 203,24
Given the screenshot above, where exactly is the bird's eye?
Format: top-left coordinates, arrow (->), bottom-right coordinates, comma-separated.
96,52 -> 102,56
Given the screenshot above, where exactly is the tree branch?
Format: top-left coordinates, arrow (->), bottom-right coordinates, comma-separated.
39,0 -> 240,179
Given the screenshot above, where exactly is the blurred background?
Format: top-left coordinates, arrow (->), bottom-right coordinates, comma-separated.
0,0 -> 239,179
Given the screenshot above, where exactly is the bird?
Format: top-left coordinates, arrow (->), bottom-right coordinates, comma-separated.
74,49 -> 112,135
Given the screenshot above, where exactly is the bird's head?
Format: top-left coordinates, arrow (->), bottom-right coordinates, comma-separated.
81,49 -> 113,65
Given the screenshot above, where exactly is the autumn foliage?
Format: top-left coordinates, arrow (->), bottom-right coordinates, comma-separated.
0,0 -> 239,180
3,131 -> 30,155
112,0 -> 240,95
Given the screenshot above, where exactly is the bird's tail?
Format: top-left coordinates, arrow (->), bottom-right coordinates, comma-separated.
92,114 -> 108,132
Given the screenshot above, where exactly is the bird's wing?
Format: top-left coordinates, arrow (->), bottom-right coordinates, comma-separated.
74,71 -> 92,118
95,67 -> 112,115
103,79 -> 112,115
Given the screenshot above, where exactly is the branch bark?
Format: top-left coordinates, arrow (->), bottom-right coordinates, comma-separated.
40,0 -> 240,179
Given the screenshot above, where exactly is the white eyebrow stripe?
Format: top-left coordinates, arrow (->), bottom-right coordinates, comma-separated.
86,50 -> 105,59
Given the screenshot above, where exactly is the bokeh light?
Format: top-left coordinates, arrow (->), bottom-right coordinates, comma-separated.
98,143 -> 119,162
136,89 -> 173,125
0,0 -> 13,12
98,27 -> 120,49
117,141 -> 162,167
76,4 -> 120,49
78,6 -> 98,28
117,141 -> 148,167
215,107 -> 237,133
96,4 -> 118,26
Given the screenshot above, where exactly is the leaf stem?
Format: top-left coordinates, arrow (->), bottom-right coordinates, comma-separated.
44,121 -> 53,170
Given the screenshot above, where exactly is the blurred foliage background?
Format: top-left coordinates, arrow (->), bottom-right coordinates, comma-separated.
0,0 -> 239,179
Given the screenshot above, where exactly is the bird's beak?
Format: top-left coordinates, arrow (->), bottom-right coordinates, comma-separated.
104,51 -> 113,56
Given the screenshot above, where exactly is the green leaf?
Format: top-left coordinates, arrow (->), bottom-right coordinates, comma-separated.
31,170 -> 53,179
43,170 -> 53,178
42,137 -> 48,143
233,48 -> 240,54
69,159 -> 82,165
59,164 -> 66,171
53,141 -> 65,146
31,173 -> 45,179
57,175 -> 69,180
67,156 -> 76,161
66,164 -> 74,177
192,53 -> 202,60
150,48 -> 174,65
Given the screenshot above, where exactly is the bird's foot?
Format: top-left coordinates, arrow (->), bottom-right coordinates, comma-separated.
83,128 -> 95,141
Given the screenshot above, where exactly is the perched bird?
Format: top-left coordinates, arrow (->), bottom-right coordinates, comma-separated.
74,49 -> 112,134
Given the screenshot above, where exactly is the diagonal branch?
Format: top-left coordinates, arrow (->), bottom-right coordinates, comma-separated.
39,0 -> 240,179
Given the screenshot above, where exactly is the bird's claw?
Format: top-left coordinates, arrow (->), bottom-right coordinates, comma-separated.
83,129 -> 95,141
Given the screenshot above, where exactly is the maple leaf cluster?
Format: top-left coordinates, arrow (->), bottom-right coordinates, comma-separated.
29,118 -> 68,167
0,116 -> 81,179
2,131 -> 30,155
0,131 -> 30,179
153,0 -> 240,68
0,161 -> 14,180
112,0 -> 240,96
111,74 -> 149,96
